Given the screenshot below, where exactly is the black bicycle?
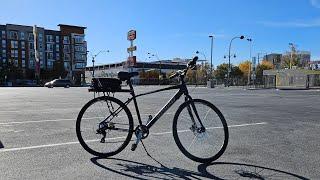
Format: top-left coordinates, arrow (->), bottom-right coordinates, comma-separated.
76,56 -> 229,163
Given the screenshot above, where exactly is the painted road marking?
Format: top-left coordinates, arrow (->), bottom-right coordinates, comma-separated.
0,113 -> 175,125
0,122 -> 267,153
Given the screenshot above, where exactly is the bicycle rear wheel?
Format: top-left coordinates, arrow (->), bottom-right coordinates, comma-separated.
76,96 -> 133,157
173,99 -> 228,163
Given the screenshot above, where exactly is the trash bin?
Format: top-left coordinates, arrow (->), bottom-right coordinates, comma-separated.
207,79 -> 215,88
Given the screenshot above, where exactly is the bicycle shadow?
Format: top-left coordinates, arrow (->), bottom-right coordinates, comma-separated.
198,162 -> 310,180
91,157 -> 309,179
0,141 -> 4,149
90,157 -> 219,180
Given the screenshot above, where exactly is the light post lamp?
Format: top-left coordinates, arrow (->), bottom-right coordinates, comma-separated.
195,51 -> 207,61
247,38 -> 252,86
227,35 -> 245,87
209,35 -> 213,79
91,50 -> 109,77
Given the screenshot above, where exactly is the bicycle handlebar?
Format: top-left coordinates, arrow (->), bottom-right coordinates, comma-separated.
169,56 -> 198,80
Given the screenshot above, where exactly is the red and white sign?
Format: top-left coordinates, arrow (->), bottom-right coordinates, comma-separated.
127,30 -> 136,41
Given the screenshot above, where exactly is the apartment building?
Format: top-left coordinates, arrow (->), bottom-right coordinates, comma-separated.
0,24 -> 87,86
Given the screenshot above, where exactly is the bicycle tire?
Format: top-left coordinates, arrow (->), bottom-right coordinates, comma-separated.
76,96 -> 134,157
173,99 -> 228,163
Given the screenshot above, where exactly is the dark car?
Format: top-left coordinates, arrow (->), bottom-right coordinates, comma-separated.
44,79 -> 72,88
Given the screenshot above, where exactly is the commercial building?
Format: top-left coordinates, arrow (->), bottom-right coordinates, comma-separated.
308,60 -> 320,70
263,69 -> 320,89
85,59 -> 189,85
0,23 -> 87,86
263,53 -> 282,69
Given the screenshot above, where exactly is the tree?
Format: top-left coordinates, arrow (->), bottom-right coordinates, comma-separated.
238,60 -> 251,78
214,63 -> 228,80
231,66 -> 243,78
256,60 -> 274,81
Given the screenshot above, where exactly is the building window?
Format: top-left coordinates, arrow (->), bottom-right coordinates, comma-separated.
46,52 -> 53,59
63,36 -> 70,44
56,53 -> 60,60
75,45 -> 86,52
11,50 -> 18,58
2,50 -> 6,57
29,60 -> 35,69
73,35 -> 84,44
28,33 -> 34,41
39,43 -> 43,50
64,53 -> 70,61
22,59 -> 26,68
64,62 -> 69,69
40,60 -> 45,68
63,45 -> 70,53
11,41 -> 18,49
9,31 -> 18,40
2,40 -> 6,48
2,59 -> 6,64
38,33 -> 43,42
47,61 -> 54,69
21,41 -> 25,49
1,31 -> 6,39
39,52 -> 43,60
22,51 -> 26,58
46,35 -> 53,42
20,32 -> 25,40
75,53 -> 86,61
29,42 -> 34,50
56,44 -> 59,52
56,36 -> 59,43
46,43 -> 53,51
75,62 -> 85,69
29,51 -> 35,59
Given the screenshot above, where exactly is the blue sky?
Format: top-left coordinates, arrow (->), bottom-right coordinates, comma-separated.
1,0 -> 320,67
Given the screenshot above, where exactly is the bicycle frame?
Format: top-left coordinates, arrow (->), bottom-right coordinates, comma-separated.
125,80 -> 192,130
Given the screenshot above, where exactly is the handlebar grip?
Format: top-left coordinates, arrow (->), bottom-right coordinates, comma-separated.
188,56 -> 198,67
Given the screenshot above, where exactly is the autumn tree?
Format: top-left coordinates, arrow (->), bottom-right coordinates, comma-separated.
238,60 -> 251,79
256,60 -> 274,81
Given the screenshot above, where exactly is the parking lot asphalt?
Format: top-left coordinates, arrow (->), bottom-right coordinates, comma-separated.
0,86 -> 319,179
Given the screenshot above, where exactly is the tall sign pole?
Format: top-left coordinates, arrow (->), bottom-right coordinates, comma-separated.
127,30 -> 137,67
33,25 -> 40,84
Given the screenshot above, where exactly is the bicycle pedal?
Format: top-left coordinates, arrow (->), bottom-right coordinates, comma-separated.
131,143 -> 137,151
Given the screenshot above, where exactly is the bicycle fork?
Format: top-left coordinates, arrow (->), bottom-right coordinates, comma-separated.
187,100 -> 206,133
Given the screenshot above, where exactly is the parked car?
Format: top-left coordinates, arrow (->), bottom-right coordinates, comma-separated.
44,79 -> 72,88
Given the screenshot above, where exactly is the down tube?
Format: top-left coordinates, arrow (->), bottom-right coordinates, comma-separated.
146,90 -> 183,129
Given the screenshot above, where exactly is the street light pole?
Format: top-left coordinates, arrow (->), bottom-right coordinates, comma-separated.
209,35 -> 213,79
91,50 -> 109,78
247,38 -> 252,86
228,35 -> 244,87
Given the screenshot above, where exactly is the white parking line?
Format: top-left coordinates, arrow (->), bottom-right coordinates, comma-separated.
0,113 -> 174,125
0,122 -> 267,153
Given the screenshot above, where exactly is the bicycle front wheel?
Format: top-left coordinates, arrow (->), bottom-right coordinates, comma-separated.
76,96 -> 134,157
173,99 -> 228,163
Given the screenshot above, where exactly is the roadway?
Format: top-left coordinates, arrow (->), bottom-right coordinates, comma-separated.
0,86 -> 319,179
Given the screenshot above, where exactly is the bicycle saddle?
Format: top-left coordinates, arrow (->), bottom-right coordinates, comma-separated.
118,71 -> 139,81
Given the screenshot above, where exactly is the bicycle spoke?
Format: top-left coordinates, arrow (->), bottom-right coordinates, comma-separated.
187,136 -> 197,151
173,99 -> 228,163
